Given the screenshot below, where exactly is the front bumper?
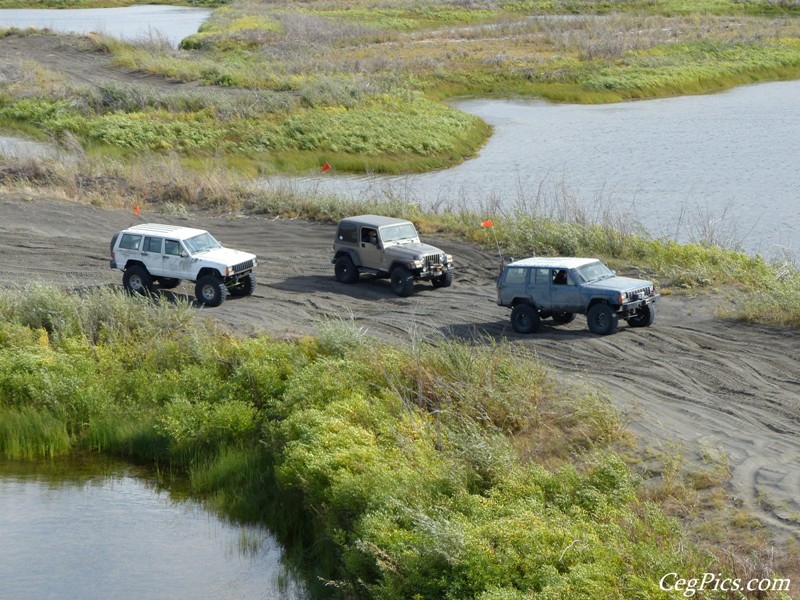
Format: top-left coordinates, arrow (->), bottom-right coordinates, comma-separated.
417,263 -> 454,279
618,294 -> 659,314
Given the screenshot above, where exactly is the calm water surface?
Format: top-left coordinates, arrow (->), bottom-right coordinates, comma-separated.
272,80 -> 800,257
0,458 -> 307,600
0,5 -> 210,47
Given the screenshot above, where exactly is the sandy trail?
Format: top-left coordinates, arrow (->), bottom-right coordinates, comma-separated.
0,195 -> 798,550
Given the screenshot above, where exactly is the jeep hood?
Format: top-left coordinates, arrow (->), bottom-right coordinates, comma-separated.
385,242 -> 443,259
582,276 -> 652,292
194,247 -> 256,265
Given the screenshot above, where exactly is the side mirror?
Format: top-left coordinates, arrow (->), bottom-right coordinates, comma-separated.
181,251 -> 189,258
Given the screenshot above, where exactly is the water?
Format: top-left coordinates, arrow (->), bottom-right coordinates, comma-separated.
0,5 -> 210,48
269,80 -> 800,258
0,458 -> 307,600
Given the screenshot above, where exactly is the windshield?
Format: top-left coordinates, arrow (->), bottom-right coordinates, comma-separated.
185,232 -> 221,254
576,261 -> 615,283
380,223 -> 419,243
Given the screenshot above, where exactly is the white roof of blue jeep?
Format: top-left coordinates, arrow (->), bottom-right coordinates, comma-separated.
122,223 -> 209,240
507,257 -> 599,269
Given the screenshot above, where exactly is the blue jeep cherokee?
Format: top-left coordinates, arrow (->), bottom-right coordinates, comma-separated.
496,257 -> 659,335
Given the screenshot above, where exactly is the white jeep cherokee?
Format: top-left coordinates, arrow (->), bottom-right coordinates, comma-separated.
110,223 -> 257,307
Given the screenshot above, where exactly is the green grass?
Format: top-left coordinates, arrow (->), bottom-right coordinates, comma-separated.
0,406 -> 70,458
2,284 -> 784,597
0,90 -> 489,173
3,3 -> 800,172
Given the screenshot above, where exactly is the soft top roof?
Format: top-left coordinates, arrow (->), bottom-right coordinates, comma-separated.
338,215 -> 414,228
506,257 -> 599,270
122,223 -> 209,240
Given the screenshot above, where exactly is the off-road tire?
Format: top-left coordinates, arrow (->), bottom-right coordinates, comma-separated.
587,303 -> 619,335
511,304 -> 540,334
431,272 -> 453,288
157,277 -> 181,289
195,275 -> 227,307
123,265 -> 152,295
390,266 -> 414,297
334,255 -> 359,284
230,273 -> 256,297
628,303 -> 655,328
552,312 -> 575,324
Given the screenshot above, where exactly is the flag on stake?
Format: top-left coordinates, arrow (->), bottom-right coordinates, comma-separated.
321,162 -> 332,172
481,218 -> 503,263
134,204 -> 141,216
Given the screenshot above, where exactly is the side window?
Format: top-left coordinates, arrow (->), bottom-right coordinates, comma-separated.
144,237 -> 163,253
337,223 -> 358,244
552,269 -> 575,286
533,268 -> 550,285
503,267 -> 527,285
552,269 -> 567,285
361,228 -> 378,244
164,240 -> 182,256
119,234 -> 142,251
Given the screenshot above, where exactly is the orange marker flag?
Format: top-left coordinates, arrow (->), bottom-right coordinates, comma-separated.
321,162 -> 332,172
481,219 -> 493,227
134,204 -> 141,216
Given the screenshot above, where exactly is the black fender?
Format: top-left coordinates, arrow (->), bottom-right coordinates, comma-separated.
334,249 -> 362,267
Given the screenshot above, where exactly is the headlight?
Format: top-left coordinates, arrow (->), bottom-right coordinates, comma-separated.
618,292 -> 628,303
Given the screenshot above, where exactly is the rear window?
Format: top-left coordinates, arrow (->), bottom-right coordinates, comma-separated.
337,222 -> 358,244
119,234 -> 142,251
503,267 -> 528,285
533,268 -> 550,285
144,237 -> 163,253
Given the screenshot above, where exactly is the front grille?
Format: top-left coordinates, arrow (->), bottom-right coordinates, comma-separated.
231,259 -> 254,274
423,254 -> 442,270
627,286 -> 651,300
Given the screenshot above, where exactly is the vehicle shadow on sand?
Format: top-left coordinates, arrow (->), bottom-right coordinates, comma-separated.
105,284 -> 253,309
270,274 -> 446,301
441,318 -> 630,342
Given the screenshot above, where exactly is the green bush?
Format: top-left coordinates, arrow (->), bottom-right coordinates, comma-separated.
0,285 -> 749,596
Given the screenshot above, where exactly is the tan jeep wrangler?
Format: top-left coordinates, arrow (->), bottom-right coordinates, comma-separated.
332,215 -> 454,297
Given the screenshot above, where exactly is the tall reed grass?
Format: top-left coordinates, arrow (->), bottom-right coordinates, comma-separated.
0,406 -> 70,458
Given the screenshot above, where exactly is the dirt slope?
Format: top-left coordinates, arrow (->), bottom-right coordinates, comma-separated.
0,195 -> 798,552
